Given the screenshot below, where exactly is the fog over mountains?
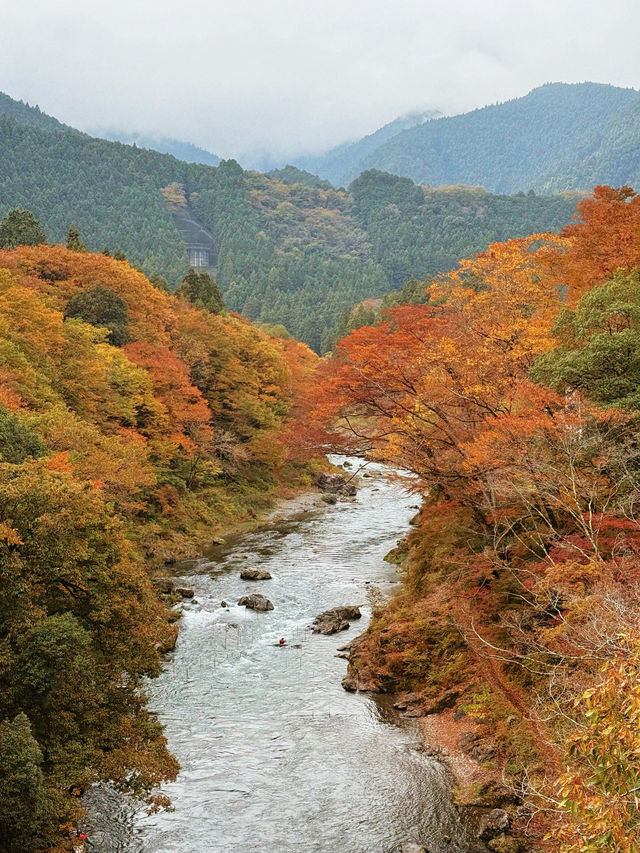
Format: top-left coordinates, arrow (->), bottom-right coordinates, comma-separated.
86,82 -> 640,195
292,82 -> 640,192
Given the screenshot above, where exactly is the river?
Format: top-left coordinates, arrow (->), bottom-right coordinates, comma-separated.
87,458 -> 485,853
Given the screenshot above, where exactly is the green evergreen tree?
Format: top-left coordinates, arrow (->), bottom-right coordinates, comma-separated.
64,284 -> 130,346
177,268 -> 225,314
66,226 -> 86,252
0,209 -> 47,249
0,713 -> 55,853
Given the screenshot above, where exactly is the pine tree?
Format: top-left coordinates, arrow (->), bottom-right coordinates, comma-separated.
0,209 -> 47,249
66,226 -> 86,252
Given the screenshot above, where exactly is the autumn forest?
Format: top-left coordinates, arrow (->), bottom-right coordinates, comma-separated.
3,49 -> 640,852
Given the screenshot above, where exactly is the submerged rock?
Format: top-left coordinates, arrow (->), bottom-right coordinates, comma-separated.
240,568 -> 272,581
313,606 -> 361,634
237,594 -> 274,612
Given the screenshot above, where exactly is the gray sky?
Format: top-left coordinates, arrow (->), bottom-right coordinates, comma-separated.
2,0 -> 639,163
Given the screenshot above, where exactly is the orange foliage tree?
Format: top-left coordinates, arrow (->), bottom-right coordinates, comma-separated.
0,243 -> 318,846
305,189 -> 640,849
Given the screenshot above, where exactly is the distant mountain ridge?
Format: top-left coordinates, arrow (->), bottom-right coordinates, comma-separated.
94,129 -> 221,166
297,83 -> 640,193
0,90 -> 581,350
294,109 -> 442,187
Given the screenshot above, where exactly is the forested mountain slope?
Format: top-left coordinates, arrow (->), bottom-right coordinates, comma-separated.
0,91 -> 576,350
312,83 -> 640,193
294,108 -> 442,188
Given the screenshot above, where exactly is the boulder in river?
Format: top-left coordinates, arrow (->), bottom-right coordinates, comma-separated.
313,605 -> 361,634
237,594 -> 274,612
240,568 -> 272,581
176,587 -> 195,598
315,471 -> 345,491
315,472 -> 357,497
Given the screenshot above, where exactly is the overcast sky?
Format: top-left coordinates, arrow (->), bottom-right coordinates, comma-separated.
1,0 -> 639,163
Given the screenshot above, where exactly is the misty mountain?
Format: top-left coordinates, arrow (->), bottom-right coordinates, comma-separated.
0,91 -> 71,134
93,129 -> 221,166
294,109 -> 442,187
316,82 -> 640,193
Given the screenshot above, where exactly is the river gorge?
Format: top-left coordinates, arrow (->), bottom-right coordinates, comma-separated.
88,459 -> 485,853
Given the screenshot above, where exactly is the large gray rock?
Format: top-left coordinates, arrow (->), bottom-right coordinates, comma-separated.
316,472 -> 347,492
313,606 -> 361,634
240,568 -> 272,581
315,472 -> 357,497
477,808 -> 510,840
341,672 -> 381,693
237,594 -> 274,612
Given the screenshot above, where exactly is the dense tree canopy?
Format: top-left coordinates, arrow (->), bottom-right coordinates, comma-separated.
0,92 -> 578,351
303,185 -> 640,850
0,245 -> 317,849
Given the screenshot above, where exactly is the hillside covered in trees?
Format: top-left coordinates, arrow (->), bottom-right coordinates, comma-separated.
0,244 -> 317,850
302,185 -> 640,851
302,83 -> 640,193
0,92 -> 578,351
294,108 -> 442,188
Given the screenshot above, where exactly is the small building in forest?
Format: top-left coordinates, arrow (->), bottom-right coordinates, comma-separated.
188,245 -> 210,268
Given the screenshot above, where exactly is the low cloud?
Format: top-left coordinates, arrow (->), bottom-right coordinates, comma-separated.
1,0 -> 638,163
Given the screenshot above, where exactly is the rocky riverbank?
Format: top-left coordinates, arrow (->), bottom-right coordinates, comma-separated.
340,634 -> 523,852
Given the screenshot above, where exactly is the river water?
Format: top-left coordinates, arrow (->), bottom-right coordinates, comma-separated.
88,458 -> 485,853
